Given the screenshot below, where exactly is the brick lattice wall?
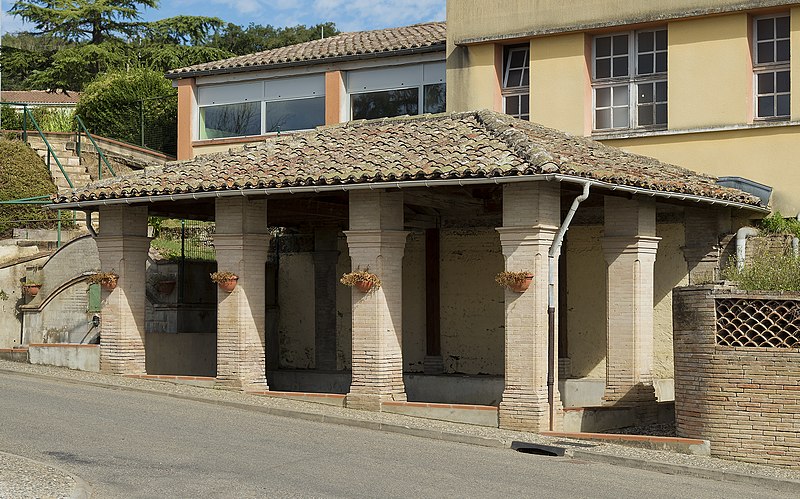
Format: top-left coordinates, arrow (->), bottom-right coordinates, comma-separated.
673,285 -> 800,468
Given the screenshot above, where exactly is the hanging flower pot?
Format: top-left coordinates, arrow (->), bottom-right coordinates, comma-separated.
88,271 -> 119,291
496,271 -> 534,293
23,284 -> 42,296
211,271 -> 239,293
340,268 -> 381,293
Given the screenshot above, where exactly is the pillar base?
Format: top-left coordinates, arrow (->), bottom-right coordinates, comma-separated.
345,391 -> 406,411
499,388 -> 562,432
603,382 -> 658,423
215,377 -> 269,392
423,355 -> 445,375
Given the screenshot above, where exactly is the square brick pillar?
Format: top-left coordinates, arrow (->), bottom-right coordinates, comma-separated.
683,207 -> 730,285
497,183 -> 563,432
214,198 -> 270,390
314,227 -> 340,372
96,205 -> 150,375
344,191 -> 409,411
602,197 -> 660,411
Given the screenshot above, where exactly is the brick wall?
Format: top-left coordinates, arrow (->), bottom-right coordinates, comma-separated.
673,285 -> 800,468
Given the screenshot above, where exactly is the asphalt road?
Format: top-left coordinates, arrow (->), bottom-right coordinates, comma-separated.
0,372 -> 791,498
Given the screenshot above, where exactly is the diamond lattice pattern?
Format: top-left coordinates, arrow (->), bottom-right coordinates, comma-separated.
716,298 -> 800,348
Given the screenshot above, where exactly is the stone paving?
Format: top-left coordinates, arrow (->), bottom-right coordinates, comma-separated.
2,359 -> 800,492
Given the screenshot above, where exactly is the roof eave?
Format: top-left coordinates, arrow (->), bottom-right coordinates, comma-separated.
165,43 -> 447,80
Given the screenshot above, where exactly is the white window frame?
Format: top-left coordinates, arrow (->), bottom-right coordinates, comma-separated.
502,45 -> 530,120
591,28 -> 668,132
753,14 -> 791,121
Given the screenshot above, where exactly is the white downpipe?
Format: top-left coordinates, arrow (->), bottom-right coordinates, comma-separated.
546,180 -> 590,432
736,227 -> 759,270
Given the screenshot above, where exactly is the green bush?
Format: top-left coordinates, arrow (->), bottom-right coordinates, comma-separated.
0,139 -> 60,238
759,211 -> 800,238
75,68 -> 177,154
2,105 -> 76,133
722,253 -> 800,291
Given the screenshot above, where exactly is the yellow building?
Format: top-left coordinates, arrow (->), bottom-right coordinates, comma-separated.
447,0 -> 800,214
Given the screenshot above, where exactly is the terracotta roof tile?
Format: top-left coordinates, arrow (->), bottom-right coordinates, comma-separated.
167,22 -> 446,78
56,110 -> 762,207
2,90 -> 80,105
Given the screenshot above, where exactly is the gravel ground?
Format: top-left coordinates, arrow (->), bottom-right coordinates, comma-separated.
3,359 -> 800,486
0,451 -> 78,499
606,422 -> 677,437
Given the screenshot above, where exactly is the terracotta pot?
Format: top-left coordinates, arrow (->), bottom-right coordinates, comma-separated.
218,278 -> 238,292
156,280 -> 176,295
101,280 -> 117,291
354,280 -> 374,293
24,284 -> 41,296
508,274 -> 534,293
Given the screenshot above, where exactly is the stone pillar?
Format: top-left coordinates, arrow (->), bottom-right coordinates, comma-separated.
602,197 -> 660,410
345,191 -> 409,411
314,227 -> 340,372
96,205 -> 150,374
684,207 -> 729,285
497,182 -> 563,432
214,198 -> 270,390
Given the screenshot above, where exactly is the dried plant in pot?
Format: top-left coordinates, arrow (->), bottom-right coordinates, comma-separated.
340,268 -> 381,293
88,271 -> 119,291
496,271 -> 534,293
210,271 -> 239,292
23,279 -> 42,296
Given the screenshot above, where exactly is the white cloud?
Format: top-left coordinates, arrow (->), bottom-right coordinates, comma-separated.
312,0 -> 445,31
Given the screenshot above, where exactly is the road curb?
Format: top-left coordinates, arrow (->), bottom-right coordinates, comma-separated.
569,449 -> 800,493
3,367 -> 800,492
0,450 -> 93,499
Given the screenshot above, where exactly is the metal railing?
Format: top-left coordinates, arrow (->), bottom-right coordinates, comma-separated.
75,115 -> 116,180
17,104 -> 74,190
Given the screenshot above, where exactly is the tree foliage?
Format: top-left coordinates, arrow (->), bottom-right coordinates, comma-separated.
210,22 -> 338,55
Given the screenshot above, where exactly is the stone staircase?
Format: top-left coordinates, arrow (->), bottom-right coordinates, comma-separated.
26,134 -> 92,192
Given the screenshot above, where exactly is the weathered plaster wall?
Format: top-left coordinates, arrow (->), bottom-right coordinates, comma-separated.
439,228 -> 504,375
653,223 -> 690,379
277,252 -> 316,369
402,231 -> 426,372
0,246 -> 42,348
24,283 -> 94,344
335,235 -> 352,370
145,332 -> 215,376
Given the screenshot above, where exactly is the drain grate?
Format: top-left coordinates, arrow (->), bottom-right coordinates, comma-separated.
511,441 -> 566,457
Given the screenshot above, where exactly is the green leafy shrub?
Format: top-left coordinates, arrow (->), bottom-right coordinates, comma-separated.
0,139 -> 60,238
75,68 -> 177,154
722,253 -> 800,291
759,211 -> 800,238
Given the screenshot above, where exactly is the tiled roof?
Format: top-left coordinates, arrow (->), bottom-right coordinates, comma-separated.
167,22 -> 446,78
2,90 -> 80,105
55,110 -> 762,207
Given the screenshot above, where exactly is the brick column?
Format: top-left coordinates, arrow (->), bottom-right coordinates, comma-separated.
497,182 -> 563,432
602,197 -> 660,410
345,191 -> 409,411
96,205 -> 149,374
684,207 -> 730,285
214,198 -> 270,390
314,227 -> 340,371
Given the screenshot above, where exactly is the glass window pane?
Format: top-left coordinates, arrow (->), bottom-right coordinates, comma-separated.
758,72 -> 775,94
595,58 -> 611,79
506,69 -> 522,87
596,87 -> 611,107
613,86 -> 629,106
613,107 -> 629,128
656,81 -> 667,102
758,95 -> 775,117
199,102 -> 261,140
776,16 -> 790,38
758,41 -> 774,64
520,95 -> 530,114
638,54 -> 654,75
656,52 -> 667,73
265,97 -> 325,133
757,19 -> 774,41
656,30 -> 667,50
638,31 -> 654,52
638,83 -> 654,104
777,39 -> 790,62
613,35 -> 629,55
596,108 -> 611,129
638,105 -> 654,126
505,95 -> 519,115
509,49 -> 527,69
655,103 -> 667,124
423,84 -> 446,114
776,71 -> 791,93
596,37 -> 612,57
351,88 -> 419,120
613,56 -> 629,77
521,69 -> 530,87
777,94 -> 791,116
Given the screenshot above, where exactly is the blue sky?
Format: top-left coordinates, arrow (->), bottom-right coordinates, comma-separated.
2,0 -> 446,35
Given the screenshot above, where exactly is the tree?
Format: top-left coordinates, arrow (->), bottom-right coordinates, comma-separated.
210,22 -> 339,56
9,0 -> 158,43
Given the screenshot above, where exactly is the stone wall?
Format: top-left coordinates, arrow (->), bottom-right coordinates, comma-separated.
673,285 -> 800,468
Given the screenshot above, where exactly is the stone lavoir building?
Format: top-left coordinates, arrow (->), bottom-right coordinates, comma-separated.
53,110 -> 765,432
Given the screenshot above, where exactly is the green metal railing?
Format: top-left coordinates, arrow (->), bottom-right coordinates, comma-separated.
0,197 -> 70,248
75,115 -> 116,180
18,104 -> 74,190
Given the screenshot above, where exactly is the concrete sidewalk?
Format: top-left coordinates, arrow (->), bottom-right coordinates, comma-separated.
2,359 -> 799,494
0,450 -> 91,499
